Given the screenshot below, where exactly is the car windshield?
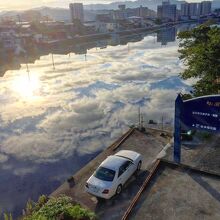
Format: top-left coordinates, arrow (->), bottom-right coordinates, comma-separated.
94,167 -> 115,182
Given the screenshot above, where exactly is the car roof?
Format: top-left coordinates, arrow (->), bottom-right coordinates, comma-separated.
100,155 -> 128,171
115,150 -> 139,161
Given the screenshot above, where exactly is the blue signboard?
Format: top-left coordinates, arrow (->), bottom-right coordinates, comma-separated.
174,94 -> 220,163
181,95 -> 220,132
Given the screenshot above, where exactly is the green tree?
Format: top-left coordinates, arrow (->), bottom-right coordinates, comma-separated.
178,24 -> 220,96
23,195 -> 96,220
3,213 -> 13,220
155,18 -> 162,25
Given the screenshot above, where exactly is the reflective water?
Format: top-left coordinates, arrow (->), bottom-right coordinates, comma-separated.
0,24 -> 195,217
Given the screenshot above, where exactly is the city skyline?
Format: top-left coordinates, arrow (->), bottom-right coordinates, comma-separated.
0,0 -> 215,11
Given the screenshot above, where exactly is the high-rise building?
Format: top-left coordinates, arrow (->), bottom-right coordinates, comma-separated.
189,3 -> 198,17
198,1 -> 212,16
118,4 -> 126,11
69,3 -> 84,23
157,27 -> 176,45
181,2 -> 211,18
181,3 -> 189,16
157,1 -> 177,21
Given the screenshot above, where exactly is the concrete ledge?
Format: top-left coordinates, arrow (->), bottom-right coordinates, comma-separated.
123,159 -> 220,220
50,128 -> 170,219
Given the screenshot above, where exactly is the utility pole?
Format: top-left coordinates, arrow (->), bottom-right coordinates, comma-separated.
17,14 -> 21,26
141,114 -> 144,129
26,63 -> 30,81
138,107 -> 141,128
51,53 -> 55,70
25,54 -> 30,81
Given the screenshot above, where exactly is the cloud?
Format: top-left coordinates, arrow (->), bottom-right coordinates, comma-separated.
0,31 -> 190,167
0,153 -> 8,163
13,166 -> 37,176
39,99 -> 105,132
1,133 -> 74,163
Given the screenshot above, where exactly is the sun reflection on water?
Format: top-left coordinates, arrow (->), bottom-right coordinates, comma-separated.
11,72 -> 41,99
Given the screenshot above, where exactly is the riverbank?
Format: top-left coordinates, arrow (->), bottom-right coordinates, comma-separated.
0,21 -> 197,77
47,20 -> 197,47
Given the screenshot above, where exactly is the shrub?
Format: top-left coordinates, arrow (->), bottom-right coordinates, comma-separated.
23,195 -> 96,220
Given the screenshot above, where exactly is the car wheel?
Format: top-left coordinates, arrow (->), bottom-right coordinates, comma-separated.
96,197 -> 105,202
137,160 -> 142,171
116,184 -> 122,195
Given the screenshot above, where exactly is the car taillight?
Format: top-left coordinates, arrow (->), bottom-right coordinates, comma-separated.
85,183 -> 89,188
102,189 -> 109,194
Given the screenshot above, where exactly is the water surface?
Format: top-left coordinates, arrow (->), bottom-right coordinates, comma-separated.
0,24 -> 194,217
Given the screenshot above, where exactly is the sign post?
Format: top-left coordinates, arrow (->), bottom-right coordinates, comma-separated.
174,94 -> 183,163
173,94 -> 220,163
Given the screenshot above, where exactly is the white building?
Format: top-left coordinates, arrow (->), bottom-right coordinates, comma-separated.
128,16 -> 144,27
157,1 -> 177,22
95,22 -> 119,33
69,3 -> 84,23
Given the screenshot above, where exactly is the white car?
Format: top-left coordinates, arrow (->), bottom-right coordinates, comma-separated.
85,150 -> 142,199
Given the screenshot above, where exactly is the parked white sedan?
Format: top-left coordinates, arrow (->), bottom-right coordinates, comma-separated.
85,150 -> 142,199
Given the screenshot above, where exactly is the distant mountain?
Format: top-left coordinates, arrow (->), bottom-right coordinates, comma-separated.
35,7 -> 70,22
36,7 -> 96,22
0,11 -> 18,18
34,0 -> 187,21
84,0 -> 186,11
0,7 -> 96,22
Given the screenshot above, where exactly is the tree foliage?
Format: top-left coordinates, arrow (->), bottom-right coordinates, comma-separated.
3,187 -> 95,220
22,195 -> 96,220
4,195 -> 97,220
178,24 -> 220,96
3,213 -> 13,220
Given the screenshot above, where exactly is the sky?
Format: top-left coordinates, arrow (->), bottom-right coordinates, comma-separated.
0,0 -> 207,11
0,0 -> 119,11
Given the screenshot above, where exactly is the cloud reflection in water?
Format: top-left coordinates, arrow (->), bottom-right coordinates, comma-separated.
0,28 -> 192,217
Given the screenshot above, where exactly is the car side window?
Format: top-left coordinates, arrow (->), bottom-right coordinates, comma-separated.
124,161 -> 132,169
118,161 -> 132,177
118,166 -> 124,177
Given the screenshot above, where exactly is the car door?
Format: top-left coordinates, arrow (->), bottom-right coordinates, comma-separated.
118,160 -> 133,185
123,160 -> 134,182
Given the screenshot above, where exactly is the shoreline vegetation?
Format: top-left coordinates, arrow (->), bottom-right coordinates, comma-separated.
4,195 -> 96,220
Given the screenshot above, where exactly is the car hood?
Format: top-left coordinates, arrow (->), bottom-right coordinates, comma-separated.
87,175 -> 113,189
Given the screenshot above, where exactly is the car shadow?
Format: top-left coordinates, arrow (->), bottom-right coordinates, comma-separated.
94,170 -> 150,220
